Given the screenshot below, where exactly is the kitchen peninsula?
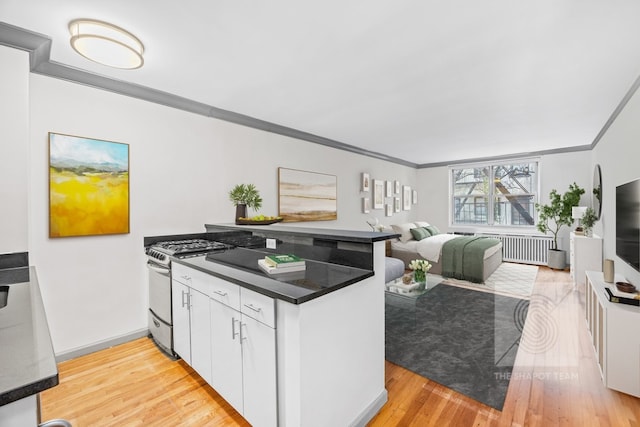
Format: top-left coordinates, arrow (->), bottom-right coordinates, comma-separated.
171,224 -> 397,427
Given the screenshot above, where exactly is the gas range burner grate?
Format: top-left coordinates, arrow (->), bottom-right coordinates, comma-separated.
151,239 -> 229,256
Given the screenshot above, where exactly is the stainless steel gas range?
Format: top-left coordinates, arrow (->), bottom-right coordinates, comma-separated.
145,238 -> 228,357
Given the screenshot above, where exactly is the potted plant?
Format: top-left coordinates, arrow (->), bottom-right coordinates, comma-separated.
535,183 -> 585,269
228,184 -> 262,221
581,207 -> 598,237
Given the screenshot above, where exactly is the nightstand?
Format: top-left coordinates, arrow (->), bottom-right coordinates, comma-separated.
570,232 -> 602,287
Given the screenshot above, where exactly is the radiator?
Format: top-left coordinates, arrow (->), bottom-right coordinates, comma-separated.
476,234 -> 553,265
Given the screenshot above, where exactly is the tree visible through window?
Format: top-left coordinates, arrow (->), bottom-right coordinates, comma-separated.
451,161 -> 538,227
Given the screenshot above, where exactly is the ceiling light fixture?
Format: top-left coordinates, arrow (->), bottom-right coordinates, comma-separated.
69,19 -> 144,69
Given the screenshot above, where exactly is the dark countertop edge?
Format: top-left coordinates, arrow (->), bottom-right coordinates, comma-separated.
0,374 -> 59,406
288,271 -> 375,304
205,223 -> 399,243
0,266 -> 59,407
173,257 -> 375,305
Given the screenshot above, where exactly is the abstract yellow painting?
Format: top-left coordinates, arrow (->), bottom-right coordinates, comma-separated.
49,132 -> 129,237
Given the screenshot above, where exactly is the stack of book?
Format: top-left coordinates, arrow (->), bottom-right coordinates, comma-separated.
604,285 -> 640,307
258,254 -> 306,275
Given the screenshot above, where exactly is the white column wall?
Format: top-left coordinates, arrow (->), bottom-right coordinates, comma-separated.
0,46 -> 29,253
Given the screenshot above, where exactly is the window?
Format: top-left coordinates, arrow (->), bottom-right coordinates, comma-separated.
451,160 -> 538,227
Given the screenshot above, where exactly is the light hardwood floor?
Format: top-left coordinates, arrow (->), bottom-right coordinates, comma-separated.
41,267 -> 640,426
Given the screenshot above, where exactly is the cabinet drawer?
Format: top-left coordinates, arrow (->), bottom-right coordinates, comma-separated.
209,275 -> 240,310
241,288 -> 275,328
171,262 -> 189,286
172,263 -> 211,295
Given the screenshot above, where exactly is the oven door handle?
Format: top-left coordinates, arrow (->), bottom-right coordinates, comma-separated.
147,262 -> 170,276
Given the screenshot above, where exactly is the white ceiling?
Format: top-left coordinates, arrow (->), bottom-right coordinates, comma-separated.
3,0 -> 640,165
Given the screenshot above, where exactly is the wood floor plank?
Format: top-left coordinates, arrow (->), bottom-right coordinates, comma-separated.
40,267 -> 640,426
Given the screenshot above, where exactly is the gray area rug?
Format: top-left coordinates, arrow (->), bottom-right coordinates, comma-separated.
385,283 -> 529,410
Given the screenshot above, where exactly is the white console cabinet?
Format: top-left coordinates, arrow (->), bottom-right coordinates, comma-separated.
585,271 -> 640,397
570,233 -> 602,286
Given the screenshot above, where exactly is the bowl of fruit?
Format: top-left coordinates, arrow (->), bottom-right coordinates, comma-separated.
235,215 -> 284,225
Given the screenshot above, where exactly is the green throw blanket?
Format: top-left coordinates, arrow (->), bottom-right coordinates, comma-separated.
441,236 -> 501,283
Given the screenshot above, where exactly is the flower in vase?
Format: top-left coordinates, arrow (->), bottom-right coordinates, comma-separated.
409,259 -> 432,283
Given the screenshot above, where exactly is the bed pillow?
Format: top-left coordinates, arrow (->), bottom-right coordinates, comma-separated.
410,227 -> 431,241
424,225 -> 440,235
391,223 -> 417,243
413,221 -> 431,228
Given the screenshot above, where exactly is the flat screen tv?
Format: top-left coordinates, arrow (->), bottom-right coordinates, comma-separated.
616,178 -> 640,272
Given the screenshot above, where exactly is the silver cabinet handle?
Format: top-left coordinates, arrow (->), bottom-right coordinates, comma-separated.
244,303 -> 262,313
181,290 -> 188,308
213,290 -> 228,297
231,317 -> 240,340
240,322 -> 247,341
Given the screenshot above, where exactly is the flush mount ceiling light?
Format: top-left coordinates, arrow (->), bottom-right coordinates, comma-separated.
69,19 -> 144,69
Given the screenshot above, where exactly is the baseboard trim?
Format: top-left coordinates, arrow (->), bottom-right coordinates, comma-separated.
55,328 -> 149,363
350,388 -> 388,427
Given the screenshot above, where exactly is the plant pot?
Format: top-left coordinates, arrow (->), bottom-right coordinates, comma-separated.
235,204 -> 247,222
547,249 -> 566,270
413,270 -> 426,284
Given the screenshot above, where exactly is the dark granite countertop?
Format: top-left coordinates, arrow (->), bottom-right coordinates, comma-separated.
0,257 -> 58,406
173,246 -> 375,304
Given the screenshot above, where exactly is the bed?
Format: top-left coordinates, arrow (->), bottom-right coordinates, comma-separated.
387,222 -> 503,283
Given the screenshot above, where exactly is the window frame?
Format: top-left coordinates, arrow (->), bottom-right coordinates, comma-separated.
449,158 -> 540,230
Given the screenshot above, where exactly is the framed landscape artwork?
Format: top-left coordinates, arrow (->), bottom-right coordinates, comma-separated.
386,180 -> 393,197
394,197 -> 400,212
49,132 -> 129,237
385,203 -> 393,217
278,167 -> 337,222
394,180 -> 400,194
373,179 -> 384,209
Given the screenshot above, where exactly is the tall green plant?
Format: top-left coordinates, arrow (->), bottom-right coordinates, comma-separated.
535,183 -> 585,250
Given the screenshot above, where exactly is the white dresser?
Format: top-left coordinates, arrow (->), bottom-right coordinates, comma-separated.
570,232 -> 602,286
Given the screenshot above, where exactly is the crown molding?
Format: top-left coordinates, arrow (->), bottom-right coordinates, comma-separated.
3,21 -> 636,170
417,144 -> 592,169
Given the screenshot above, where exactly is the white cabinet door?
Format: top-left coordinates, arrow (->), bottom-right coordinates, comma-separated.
210,299 -> 244,414
190,288 -> 211,384
241,315 -> 277,427
172,281 -> 191,363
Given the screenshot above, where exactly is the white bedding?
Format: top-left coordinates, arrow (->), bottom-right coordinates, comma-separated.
390,234 -> 502,263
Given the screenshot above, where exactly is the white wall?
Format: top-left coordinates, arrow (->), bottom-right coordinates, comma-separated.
416,150 -> 593,253
0,46 -> 29,253
25,68 -> 417,354
592,85 -> 640,287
